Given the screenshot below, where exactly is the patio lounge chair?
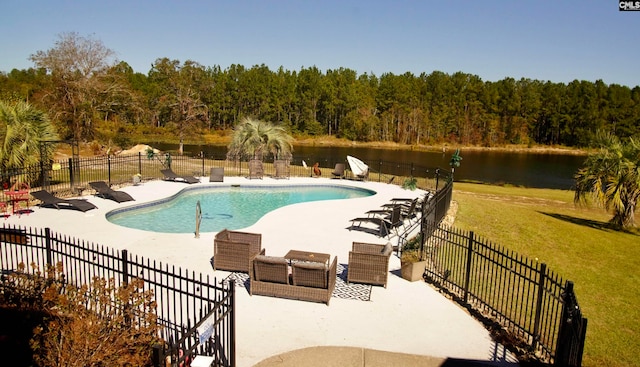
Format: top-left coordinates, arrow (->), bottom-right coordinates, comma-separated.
347,242 -> 393,288
88,181 -> 135,203
209,167 -> 224,182
161,168 -> 200,184
248,159 -> 263,179
30,190 -> 97,212
379,197 -> 420,222
356,169 -> 369,181
331,163 -> 345,179
349,205 -> 403,237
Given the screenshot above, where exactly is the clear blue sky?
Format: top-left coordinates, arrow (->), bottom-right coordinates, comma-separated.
2,1 -> 639,87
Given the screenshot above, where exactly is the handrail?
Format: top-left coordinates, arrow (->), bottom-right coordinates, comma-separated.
195,200 -> 202,238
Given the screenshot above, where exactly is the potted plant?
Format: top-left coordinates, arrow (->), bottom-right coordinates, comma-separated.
402,176 -> 417,190
400,234 -> 427,282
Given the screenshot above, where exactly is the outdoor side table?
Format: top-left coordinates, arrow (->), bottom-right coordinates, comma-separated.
284,250 -> 331,266
4,189 -> 29,215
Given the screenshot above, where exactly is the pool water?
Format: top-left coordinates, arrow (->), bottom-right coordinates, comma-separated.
106,185 -> 375,233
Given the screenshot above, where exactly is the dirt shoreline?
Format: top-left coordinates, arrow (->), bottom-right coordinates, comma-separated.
295,139 -> 589,155
56,136 -> 591,158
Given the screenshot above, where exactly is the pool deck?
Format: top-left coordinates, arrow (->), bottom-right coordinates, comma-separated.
4,177 -> 518,367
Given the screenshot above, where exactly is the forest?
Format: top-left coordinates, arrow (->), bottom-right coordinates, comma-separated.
1,33 -> 639,150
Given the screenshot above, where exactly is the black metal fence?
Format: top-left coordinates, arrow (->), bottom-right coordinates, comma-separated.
416,182 -> 587,366
0,151 -> 587,366
0,226 -> 235,367
0,152 -> 450,202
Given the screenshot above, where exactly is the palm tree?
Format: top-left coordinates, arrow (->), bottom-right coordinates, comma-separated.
0,101 -> 59,171
227,117 -> 293,160
574,132 -> 640,229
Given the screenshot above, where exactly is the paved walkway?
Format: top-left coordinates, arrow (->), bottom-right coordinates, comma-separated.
250,346 -> 519,367
5,177 -> 518,367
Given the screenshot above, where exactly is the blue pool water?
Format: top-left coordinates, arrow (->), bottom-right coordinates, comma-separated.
106,185 -> 375,233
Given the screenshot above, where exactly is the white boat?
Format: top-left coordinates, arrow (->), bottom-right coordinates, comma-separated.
347,155 -> 369,180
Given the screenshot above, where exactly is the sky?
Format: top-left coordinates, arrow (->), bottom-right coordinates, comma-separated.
1,1 -> 639,87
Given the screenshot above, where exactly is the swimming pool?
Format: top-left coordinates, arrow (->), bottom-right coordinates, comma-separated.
106,184 -> 375,233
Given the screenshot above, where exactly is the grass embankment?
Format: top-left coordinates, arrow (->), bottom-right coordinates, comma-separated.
452,182 -> 639,367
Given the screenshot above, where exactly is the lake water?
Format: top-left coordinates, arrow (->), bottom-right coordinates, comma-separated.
151,143 -> 586,190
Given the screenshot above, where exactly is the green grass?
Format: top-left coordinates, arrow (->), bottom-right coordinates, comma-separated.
452,182 -> 640,367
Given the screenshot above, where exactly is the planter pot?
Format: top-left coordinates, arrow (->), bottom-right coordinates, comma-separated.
400,260 -> 427,282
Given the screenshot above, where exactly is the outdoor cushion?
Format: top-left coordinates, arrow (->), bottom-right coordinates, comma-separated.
292,261 -> 328,289
253,255 -> 289,284
381,242 -> 393,256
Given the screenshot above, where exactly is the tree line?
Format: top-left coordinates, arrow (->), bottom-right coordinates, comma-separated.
1,33 -> 639,149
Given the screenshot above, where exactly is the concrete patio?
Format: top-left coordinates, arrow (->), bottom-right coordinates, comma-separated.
4,177 -> 518,367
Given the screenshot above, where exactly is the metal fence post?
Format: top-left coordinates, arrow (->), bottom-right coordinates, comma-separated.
108,155 -> 112,184
45,227 -> 52,267
138,152 -> 142,177
463,231 -> 474,304
555,281 -> 574,367
151,344 -> 165,367
68,157 -> 74,189
555,281 -> 587,367
532,262 -> 547,350
39,152 -> 46,188
120,249 -> 132,327
121,249 -> 129,285
230,280 -> 236,367
201,151 -> 205,177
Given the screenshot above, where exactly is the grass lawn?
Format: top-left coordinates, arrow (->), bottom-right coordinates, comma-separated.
452,182 -> 640,367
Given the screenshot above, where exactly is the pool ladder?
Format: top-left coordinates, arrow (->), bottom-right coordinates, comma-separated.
195,200 -> 202,238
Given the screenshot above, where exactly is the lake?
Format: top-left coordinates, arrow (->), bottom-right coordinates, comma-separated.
151,143 -> 586,190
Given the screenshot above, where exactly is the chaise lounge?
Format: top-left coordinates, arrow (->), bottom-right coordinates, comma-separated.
378,197 -> 420,223
31,190 -> 97,212
161,168 -> 200,184
89,181 -> 135,203
249,254 -> 337,305
349,205 -> 403,237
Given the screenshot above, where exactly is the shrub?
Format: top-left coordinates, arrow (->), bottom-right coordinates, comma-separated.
401,234 -> 424,262
0,263 -> 161,366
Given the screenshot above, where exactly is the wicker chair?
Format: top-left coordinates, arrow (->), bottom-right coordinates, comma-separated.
274,160 -> 290,179
248,159 -> 264,179
347,242 -> 393,288
213,229 -> 263,272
